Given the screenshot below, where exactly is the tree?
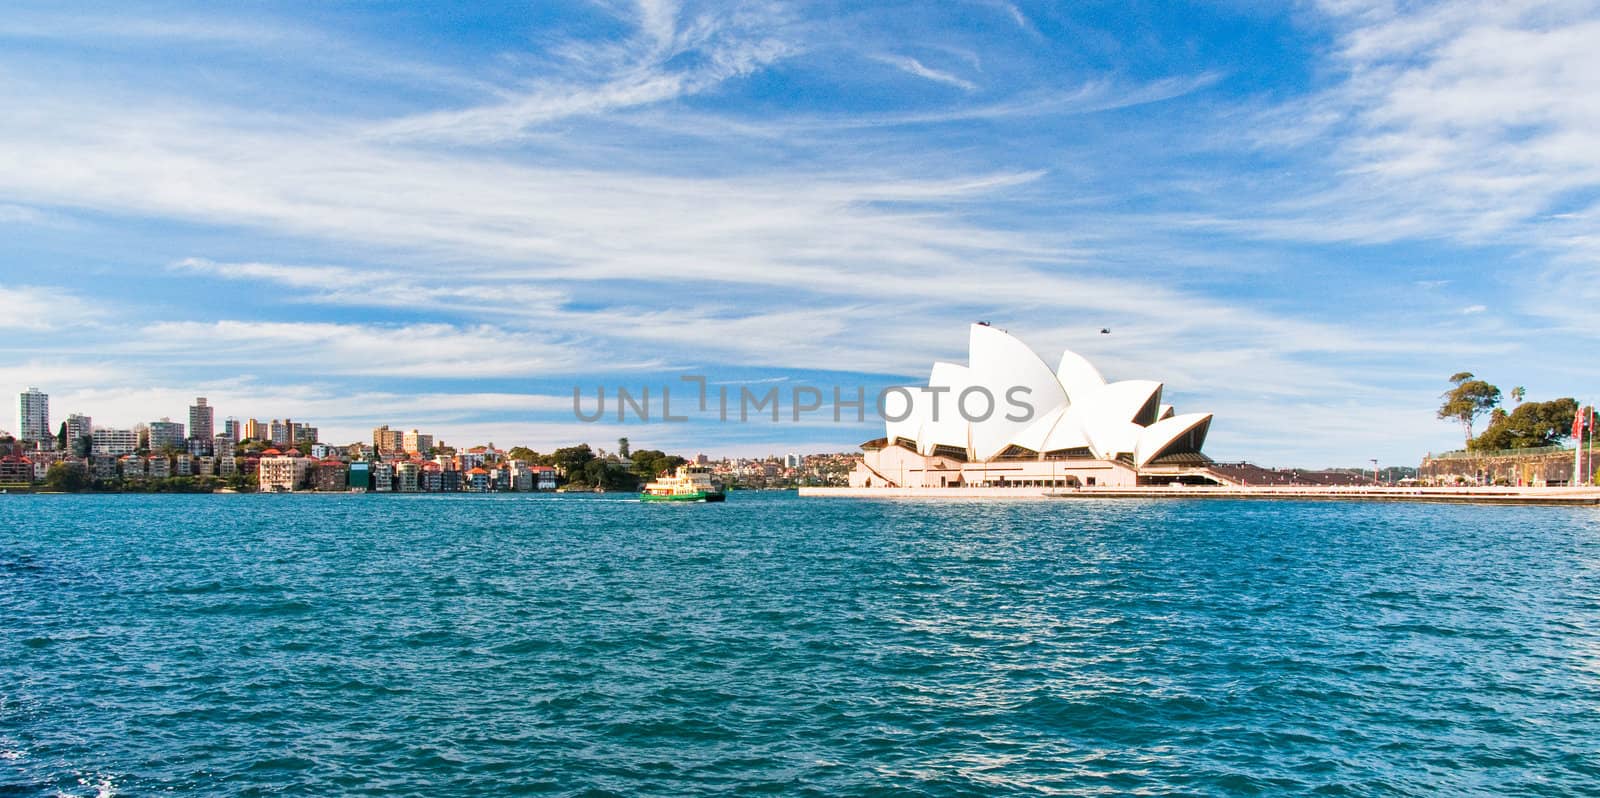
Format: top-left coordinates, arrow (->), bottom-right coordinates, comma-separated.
617,437 -> 630,459
1510,386 -> 1526,405
506,446 -> 540,464
581,458 -> 638,491
1438,372 -> 1501,448
56,422 -> 68,451
1471,397 -> 1578,451
551,444 -> 595,478
44,462 -> 88,492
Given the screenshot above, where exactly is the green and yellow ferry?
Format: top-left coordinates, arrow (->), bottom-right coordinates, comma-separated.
640,464 -> 726,502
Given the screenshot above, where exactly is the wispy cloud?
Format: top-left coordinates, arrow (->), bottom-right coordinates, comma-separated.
372,0 -> 798,142
130,320 -> 627,378
871,54 -> 978,91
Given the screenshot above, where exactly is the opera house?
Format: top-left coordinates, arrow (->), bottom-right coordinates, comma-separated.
850,323 -> 1221,489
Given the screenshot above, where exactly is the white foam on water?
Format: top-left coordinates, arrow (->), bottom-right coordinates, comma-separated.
57,774 -> 118,798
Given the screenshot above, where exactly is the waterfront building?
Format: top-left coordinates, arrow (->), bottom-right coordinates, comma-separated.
394,461 -> 420,492
92,427 -> 138,456
0,454 -> 33,482
173,453 -> 192,477
464,467 -> 490,492
506,461 -> 534,491
90,455 -> 118,480
65,414 -> 92,451
17,388 -> 48,447
188,398 -> 214,451
148,454 -> 171,479
417,461 -> 441,492
148,419 -> 186,451
196,456 -> 215,477
403,429 -> 433,455
850,323 -> 1217,489
120,454 -> 145,479
347,461 -> 371,491
371,462 -> 394,492
217,455 -> 237,477
258,454 -> 314,492
533,465 -> 557,491
314,460 -> 348,492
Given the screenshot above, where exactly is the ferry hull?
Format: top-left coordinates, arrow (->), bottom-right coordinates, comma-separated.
640,490 -> 726,503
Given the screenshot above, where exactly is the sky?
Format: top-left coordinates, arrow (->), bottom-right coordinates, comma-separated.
2,0 -> 1598,466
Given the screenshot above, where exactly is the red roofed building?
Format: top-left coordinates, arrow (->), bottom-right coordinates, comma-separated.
313,459 -> 348,492
0,455 -> 34,483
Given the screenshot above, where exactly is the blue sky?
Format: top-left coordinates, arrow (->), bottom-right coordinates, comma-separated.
2,0 -> 1597,465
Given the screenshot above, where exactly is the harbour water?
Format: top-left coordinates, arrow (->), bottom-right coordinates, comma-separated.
3,493 -> 1599,796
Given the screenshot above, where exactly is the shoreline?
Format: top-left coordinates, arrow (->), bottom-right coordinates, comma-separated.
798,485 -> 1600,506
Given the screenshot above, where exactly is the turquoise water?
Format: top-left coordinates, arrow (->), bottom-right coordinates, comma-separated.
3,493 -> 1599,796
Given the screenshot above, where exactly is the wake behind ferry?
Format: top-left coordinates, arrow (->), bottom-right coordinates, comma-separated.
640,464 -> 727,502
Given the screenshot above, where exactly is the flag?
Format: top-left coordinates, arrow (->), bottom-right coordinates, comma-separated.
1577,408 -> 1588,439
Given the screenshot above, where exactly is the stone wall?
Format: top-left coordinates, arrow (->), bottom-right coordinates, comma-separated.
1418,449 -> 1597,487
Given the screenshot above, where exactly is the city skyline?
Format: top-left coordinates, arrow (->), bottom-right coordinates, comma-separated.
2,1 -> 1598,465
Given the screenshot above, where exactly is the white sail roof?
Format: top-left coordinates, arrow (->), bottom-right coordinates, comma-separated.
884,324 -> 1213,467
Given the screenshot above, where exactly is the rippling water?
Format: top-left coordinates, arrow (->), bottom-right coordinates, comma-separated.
3,493 -> 1600,796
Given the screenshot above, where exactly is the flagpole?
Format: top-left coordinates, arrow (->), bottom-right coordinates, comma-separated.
1580,406 -> 1593,486
1578,406 -> 1586,487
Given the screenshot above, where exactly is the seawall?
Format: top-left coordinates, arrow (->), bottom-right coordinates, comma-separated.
798,485 -> 1600,505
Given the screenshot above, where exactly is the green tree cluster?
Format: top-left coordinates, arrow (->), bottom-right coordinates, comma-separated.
506,446 -> 541,464
627,449 -> 686,479
44,462 -> 89,492
1439,373 -> 1580,452
1471,398 -> 1578,451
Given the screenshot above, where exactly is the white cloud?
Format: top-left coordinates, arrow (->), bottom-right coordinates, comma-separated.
130,320 -> 619,378
371,0 -> 798,143
170,258 -> 566,313
871,54 -> 978,91
0,284 -> 91,328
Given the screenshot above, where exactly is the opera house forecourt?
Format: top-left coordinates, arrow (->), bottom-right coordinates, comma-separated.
838,323 -> 1219,492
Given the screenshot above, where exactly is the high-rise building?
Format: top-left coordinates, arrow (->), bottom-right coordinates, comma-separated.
243,418 -> 267,442
291,422 -> 317,446
372,425 -> 404,454
222,417 -> 241,443
403,429 -> 434,455
213,433 -> 235,457
92,427 -> 138,456
269,420 -> 289,447
65,414 -> 93,450
18,388 -> 48,446
188,398 -> 214,442
148,418 -> 186,450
